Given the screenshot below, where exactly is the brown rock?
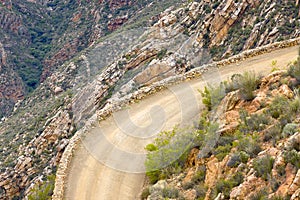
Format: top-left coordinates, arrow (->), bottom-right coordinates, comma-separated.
107,16 -> 128,31
184,189 -> 197,200
186,148 -> 200,167
224,110 -> 239,124
183,168 -> 196,184
205,155 -> 229,189
291,188 -> 300,200
290,169 -> 300,195
54,86 -> 63,94
275,163 -> 297,196
230,174 -> 266,199
125,50 -> 157,70
279,84 -> 294,98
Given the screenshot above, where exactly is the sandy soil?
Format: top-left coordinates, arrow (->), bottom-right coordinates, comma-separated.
64,46 -> 299,200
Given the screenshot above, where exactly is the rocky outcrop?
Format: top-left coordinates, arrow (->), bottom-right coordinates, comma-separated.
0,105 -> 74,198
107,16 -> 128,31
0,65 -> 24,118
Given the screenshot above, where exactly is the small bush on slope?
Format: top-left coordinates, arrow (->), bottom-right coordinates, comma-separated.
200,84 -> 225,111
287,47 -> 300,82
253,155 -> 275,181
28,174 -> 55,200
225,71 -> 260,100
214,172 -> 244,199
283,149 -> 300,169
145,127 -> 196,183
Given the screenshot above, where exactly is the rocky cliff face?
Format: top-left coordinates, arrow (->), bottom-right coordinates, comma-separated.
0,0 -> 300,199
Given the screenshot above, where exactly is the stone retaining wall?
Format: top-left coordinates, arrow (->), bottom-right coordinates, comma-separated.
52,37 -> 300,199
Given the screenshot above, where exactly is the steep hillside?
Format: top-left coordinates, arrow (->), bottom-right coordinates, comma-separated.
143,57 -> 300,199
0,0 -> 299,199
0,0 -> 178,118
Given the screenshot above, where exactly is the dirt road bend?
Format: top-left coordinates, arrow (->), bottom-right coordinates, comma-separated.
64,46 -> 299,200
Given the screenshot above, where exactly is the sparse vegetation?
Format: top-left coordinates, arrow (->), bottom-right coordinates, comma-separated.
200,84 -> 225,111
214,172 -> 244,199
156,48 -> 167,60
144,62 -> 300,198
233,132 -> 262,158
283,150 -> 300,169
183,165 -> 206,189
141,187 -> 150,200
145,127 -> 196,183
235,71 -> 260,100
162,186 -> 179,198
195,184 -> 207,200
287,47 -> 300,82
28,175 -> 55,200
253,155 -> 274,180
249,188 -> 268,200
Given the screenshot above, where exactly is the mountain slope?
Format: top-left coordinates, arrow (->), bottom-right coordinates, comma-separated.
0,0 -> 179,118
0,0 -> 299,199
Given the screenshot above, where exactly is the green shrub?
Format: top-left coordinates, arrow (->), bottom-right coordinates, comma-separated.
249,188 -> 268,200
157,48 -> 167,60
283,149 -> 300,169
282,123 -> 298,138
215,179 -> 233,199
253,155 -> 274,180
214,172 -> 243,199
145,170 -> 160,184
191,166 -> 206,183
239,109 -> 271,134
145,128 -> 196,183
234,71 -> 260,100
195,184 -> 207,200
227,153 -> 242,168
231,172 -> 244,186
217,134 -> 235,147
141,187 -> 150,200
269,175 -> 281,192
263,123 -> 282,143
290,92 -> 300,113
268,96 -> 290,119
162,187 -> 179,198
224,74 -> 242,93
234,133 -> 261,158
287,48 -> 300,82
213,144 -> 232,161
28,174 -> 55,200
195,110 -> 210,132
239,151 -> 250,163
182,181 -> 194,190
145,143 -> 158,152
200,84 -> 225,111
198,122 -> 220,159
276,164 -> 286,177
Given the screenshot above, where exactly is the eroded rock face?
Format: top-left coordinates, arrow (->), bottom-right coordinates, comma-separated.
0,109 -> 74,198
0,65 -> 24,118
